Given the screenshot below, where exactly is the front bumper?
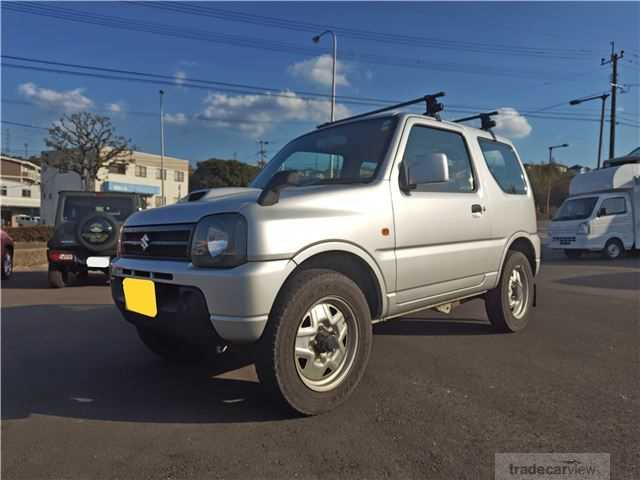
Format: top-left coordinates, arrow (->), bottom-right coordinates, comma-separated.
110,257 -> 297,343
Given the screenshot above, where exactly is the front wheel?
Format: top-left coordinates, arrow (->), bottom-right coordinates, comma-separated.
602,239 -> 624,260
256,269 -> 372,415
1,250 -> 13,279
485,251 -> 534,333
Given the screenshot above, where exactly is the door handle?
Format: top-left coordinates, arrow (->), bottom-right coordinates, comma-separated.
471,204 -> 484,214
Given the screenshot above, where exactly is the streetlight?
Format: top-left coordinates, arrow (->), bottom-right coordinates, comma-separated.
546,143 -> 569,218
159,89 -> 165,206
570,93 -> 609,169
312,30 -> 337,122
548,143 -> 569,164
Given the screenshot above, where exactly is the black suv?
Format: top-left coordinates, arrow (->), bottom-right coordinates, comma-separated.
48,191 -> 144,288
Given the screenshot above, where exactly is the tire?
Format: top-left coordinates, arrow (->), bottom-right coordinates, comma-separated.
602,238 -> 624,260
136,327 -> 206,364
564,249 -> 582,260
256,269 -> 372,416
48,267 -> 68,288
1,249 -> 13,279
485,251 -> 534,333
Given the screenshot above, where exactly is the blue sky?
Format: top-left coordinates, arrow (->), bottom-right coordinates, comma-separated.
2,1 -> 639,170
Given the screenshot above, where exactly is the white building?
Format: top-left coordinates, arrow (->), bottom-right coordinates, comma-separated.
0,155 -> 41,226
40,150 -> 189,225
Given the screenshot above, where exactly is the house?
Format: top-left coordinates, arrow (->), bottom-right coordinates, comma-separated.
0,155 -> 41,226
40,150 -> 189,225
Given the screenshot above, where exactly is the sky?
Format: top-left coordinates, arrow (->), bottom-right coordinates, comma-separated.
1,1 -> 639,170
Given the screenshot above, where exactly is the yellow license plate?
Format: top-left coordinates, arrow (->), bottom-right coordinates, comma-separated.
123,278 -> 157,318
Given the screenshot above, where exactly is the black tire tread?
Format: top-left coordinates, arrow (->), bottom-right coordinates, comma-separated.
255,268 -> 372,415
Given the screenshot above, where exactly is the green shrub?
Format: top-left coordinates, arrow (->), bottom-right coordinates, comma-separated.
4,226 -> 54,243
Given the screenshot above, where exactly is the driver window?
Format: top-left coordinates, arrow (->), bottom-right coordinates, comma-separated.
402,125 -> 475,192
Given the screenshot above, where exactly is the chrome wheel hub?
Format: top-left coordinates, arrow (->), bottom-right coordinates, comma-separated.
507,267 -> 529,319
607,243 -> 620,258
3,253 -> 11,276
294,297 -> 358,392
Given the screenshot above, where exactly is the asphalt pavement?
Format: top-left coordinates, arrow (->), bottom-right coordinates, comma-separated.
2,251 -> 639,479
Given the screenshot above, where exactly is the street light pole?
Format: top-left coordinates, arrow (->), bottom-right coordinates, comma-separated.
159,89 -> 165,206
546,143 -> 569,217
312,30 -> 337,122
569,93 -> 609,169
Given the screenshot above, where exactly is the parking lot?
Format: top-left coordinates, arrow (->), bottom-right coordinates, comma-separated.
2,251 -> 638,479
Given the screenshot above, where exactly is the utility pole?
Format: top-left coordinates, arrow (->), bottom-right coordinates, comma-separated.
159,89 -> 166,206
601,42 -> 624,160
257,140 -> 270,169
24,143 -> 28,159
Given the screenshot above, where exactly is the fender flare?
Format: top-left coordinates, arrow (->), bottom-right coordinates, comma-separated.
290,241 -> 390,318
496,232 -> 540,282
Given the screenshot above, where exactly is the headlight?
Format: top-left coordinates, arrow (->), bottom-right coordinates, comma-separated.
577,222 -> 590,235
191,214 -> 247,268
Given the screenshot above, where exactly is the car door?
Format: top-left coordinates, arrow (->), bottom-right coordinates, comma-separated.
592,195 -> 633,247
390,119 -> 493,308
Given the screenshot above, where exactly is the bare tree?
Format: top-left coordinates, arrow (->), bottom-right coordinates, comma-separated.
44,113 -> 134,191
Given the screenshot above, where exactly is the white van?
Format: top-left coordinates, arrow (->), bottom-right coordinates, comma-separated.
549,162 -> 640,259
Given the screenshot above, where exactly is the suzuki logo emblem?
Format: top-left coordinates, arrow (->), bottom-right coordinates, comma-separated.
140,234 -> 150,251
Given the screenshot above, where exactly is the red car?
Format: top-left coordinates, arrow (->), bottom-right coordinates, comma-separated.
1,229 -> 14,280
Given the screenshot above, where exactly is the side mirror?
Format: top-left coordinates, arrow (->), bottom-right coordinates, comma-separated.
597,207 -> 606,217
408,153 -> 450,186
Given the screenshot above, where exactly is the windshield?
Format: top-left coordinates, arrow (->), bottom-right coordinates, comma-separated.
62,195 -> 136,222
251,117 -> 398,189
628,147 -> 640,156
553,196 -> 598,221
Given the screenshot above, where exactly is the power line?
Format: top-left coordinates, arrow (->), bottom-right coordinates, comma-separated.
134,2 -> 594,60
3,2 -> 593,82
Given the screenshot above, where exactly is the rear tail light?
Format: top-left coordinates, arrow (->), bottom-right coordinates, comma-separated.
49,251 -> 74,262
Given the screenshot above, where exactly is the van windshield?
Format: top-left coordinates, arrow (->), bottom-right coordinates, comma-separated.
554,196 -> 598,221
251,117 -> 398,189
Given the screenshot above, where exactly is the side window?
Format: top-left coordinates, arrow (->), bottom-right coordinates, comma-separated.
599,197 -> 626,216
478,139 -> 527,194
402,125 -> 475,193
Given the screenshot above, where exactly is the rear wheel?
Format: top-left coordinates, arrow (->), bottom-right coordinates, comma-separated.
136,327 -> 206,363
48,267 -> 68,288
1,249 -> 13,279
256,269 -> 372,415
602,239 -> 624,260
485,251 -> 534,333
564,249 -> 583,260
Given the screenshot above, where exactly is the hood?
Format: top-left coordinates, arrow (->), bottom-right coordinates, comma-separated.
549,218 -> 585,235
125,187 -> 261,226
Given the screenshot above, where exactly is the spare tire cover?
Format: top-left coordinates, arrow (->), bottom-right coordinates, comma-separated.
77,213 -> 118,252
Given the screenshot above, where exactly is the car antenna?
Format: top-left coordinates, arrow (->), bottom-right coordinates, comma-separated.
317,92 -> 446,128
454,111 -> 498,139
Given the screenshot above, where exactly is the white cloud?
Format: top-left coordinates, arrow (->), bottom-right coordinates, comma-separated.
493,107 -> 532,139
288,55 -> 350,87
106,102 -> 123,113
164,113 -> 188,125
199,90 -> 351,137
174,71 -> 187,86
18,82 -> 93,112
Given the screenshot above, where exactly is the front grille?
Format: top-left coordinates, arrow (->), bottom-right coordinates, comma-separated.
121,224 -> 194,260
552,236 -> 576,245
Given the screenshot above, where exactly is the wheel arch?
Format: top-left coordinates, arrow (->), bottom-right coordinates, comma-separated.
279,242 -> 388,321
498,234 -> 538,281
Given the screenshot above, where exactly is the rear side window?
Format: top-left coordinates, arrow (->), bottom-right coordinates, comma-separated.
402,125 -> 475,193
599,197 -> 626,216
478,139 -> 527,195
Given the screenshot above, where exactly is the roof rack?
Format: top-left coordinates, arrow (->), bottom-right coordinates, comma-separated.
453,111 -> 498,131
317,92 -> 445,128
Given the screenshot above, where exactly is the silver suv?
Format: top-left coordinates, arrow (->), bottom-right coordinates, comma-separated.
111,96 -> 540,415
